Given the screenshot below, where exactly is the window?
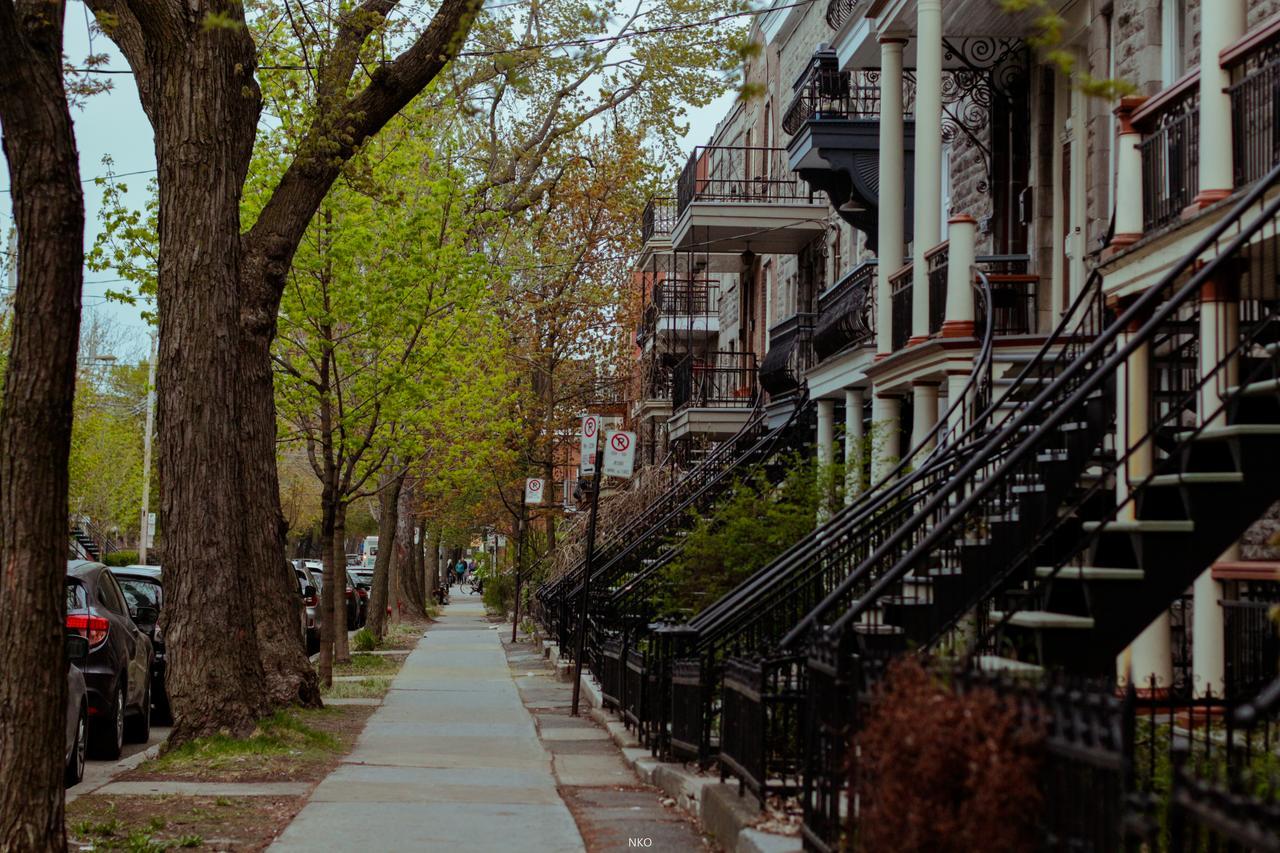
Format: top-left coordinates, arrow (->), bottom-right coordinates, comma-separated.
1161,0 -> 1187,87
96,575 -> 125,615
118,578 -> 162,612
66,580 -> 88,614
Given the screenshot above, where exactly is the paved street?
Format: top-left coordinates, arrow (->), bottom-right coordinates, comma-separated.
271,592 -> 586,852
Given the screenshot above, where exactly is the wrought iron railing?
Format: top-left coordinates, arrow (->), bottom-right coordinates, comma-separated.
1139,80 -> 1200,231
975,254 -> 1038,336
926,242 -> 949,336
889,265 -> 913,350
672,351 -> 759,412
1223,596 -> 1280,701
1227,25 -> 1280,189
825,0 -> 860,29
642,196 -> 678,244
677,146 -> 815,216
759,313 -> 816,397
652,278 -> 716,317
782,62 -> 882,135
814,260 -> 876,360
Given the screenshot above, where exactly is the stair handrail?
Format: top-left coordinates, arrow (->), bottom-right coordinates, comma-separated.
810,159 -> 1280,644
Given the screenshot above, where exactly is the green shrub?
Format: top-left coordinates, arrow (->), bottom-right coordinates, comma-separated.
351,627 -> 377,652
103,551 -> 140,567
653,452 -> 824,620
483,571 -> 515,616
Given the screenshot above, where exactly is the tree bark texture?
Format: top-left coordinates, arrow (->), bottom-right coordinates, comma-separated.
393,485 -> 426,620
367,473 -> 402,640
331,501 -> 350,663
317,492 -> 336,687
421,522 -> 436,606
0,3 -> 83,847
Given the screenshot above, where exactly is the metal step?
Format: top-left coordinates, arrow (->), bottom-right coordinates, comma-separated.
1082,519 -> 1195,534
1226,377 -> 1280,397
1175,424 -> 1280,441
974,655 -> 1045,675
998,610 -> 1095,630
1034,566 -> 1144,581
1145,472 -> 1245,487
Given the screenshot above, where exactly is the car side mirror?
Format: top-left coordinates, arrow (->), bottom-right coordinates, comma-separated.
66,634 -> 89,666
133,605 -> 159,626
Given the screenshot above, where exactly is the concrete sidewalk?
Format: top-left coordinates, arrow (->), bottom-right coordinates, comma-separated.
271,592 -> 585,852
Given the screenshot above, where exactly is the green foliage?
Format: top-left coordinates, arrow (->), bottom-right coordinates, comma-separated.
103,551 -> 140,567
351,628 -> 377,652
153,710 -> 338,769
483,571 -> 515,616
653,453 -> 823,620
998,0 -> 1136,98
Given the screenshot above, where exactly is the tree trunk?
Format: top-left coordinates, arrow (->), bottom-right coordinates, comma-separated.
332,501 -> 350,663
421,522 -> 437,608
393,485 -> 427,620
0,4 -> 83,846
367,473 -> 402,641
317,491 -> 337,687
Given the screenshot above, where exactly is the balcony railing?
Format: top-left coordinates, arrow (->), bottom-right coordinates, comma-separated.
813,260 -> 876,360
677,146 -> 815,216
1138,80 -> 1200,231
760,312 -> 817,396
890,265 -> 913,350
926,242 -> 949,336
976,254 -> 1038,336
782,64 -> 882,135
642,196 -> 677,244
825,0 -> 860,29
652,279 -> 716,317
1226,25 -> 1280,189
672,351 -> 759,412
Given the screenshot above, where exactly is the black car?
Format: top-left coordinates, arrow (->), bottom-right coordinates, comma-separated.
294,562 -> 321,655
315,566 -> 364,630
65,634 -> 89,787
66,560 -> 154,759
108,565 -> 168,723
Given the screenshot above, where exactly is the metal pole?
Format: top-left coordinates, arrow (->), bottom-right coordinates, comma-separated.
570,445 -> 605,716
138,330 -> 158,564
512,490 -> 526,644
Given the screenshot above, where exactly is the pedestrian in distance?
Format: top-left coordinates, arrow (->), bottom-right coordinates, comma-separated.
455,559 -> 467,590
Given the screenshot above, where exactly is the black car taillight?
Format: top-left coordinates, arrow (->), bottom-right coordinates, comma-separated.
67,611 -> 110,649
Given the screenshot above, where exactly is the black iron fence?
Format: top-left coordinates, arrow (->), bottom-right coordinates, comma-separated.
926,242 -> 948,336
1139,82 -> 1200,231
652,278 -> 716,317
759,313 -> 816,397
1224,597 -> 1280,701
814,260 -> 876,360
1227,28 -> 1280,189
642,196 -> 678,244
782,62 -> 883,135
975,254 -> 1038,336
890,265 -> 913,350
719,654 -> 807,802
825,0 -> 860,29
672,351 -> 759,412
677,146 -> 815,215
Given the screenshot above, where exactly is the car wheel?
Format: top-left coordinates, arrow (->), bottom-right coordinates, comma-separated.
89,681 -> 124,760
125,676 -> 151,744
65,704 -> 87,787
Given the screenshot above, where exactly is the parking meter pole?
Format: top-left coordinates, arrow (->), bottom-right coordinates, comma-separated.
570,445 -> 605,717
512,490 -> 527,644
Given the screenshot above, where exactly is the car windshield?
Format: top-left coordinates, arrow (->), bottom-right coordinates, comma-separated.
117,578 -> 162,612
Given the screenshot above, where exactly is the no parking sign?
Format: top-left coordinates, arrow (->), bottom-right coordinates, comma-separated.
524,478 -> 546,504
580,414 -> 600,475
601,430 -> 637,478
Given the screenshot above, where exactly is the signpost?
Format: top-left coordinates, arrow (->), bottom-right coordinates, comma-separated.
513,478 -> 544,643
601,430 -> 637,478
571,443 -> 606,716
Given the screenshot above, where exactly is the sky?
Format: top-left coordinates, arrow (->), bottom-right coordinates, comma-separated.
0,1 -> 735,361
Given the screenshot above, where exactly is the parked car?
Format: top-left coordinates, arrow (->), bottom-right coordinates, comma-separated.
108,564 -> 167,723
66,560 -> 153,759
294,562 -> 321,654
65,634 -> 89,787
312,565 -> 361,631
345,553 -> 361,567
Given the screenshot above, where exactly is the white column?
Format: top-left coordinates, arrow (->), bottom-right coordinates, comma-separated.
877,38 -> 908,355
1114,308 -> 1171,692
816,398 -> 836,522
1197,0 -> 1246,206
844,388 -> 866,503
1191,549 -> 1232,698
945,371 -> 970,441
911,383 -> 940,457
942,214 -> 977,338
910,0 -> 943,343
871,394 -> 901,484
1110,99 -> 1144,250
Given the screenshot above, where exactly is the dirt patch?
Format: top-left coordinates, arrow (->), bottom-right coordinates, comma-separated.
331,653 -> 400,677
379,621 -> 427,650
121,705 -> 376,784
66,794 -> 303,852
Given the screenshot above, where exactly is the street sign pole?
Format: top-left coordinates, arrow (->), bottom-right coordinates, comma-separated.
512,489 -> 526,644
570,444 -> 606,716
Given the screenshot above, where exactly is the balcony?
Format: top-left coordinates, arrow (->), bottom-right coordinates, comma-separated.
641,278 -> 720,348
1226,22 -> 1280,190
825,0 -> 860,29
641,196 -> 677,245
672,351 -> 758,413
1137,76 -> 1199,232
759,313 -> 817,397
813,260 -> 876,361
672,145 -> 826,254
976,255 -> 1038,336
784,52 -> 915,251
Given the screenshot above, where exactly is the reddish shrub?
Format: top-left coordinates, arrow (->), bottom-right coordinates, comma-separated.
850,659 -> 1044,852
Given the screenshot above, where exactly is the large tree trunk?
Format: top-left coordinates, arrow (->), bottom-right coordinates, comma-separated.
367,473 -> 402,641
316,491 -> 337,687
421,522 -> 436,608
392,485 -> 427,620
332,501 -> 350,663
0,3 -> 83,845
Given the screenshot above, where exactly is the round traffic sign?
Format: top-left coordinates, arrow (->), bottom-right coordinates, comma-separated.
528,479 -> 542,492
610,432 -> 630,452
584,418 -> 597,437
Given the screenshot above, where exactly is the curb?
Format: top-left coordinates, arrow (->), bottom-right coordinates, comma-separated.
66,740 -> 164,805
541,641 -> 801,853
